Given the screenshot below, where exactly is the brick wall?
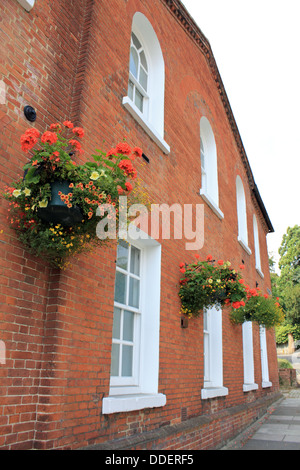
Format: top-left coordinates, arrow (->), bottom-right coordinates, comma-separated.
0,0 -> 279,449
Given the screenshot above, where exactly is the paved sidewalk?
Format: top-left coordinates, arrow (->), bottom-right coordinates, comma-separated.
223,388 -> 300,450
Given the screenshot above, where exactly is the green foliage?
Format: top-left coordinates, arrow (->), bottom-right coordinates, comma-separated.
3,122 -> 145,268
276,323 -> 300,344
178,256 -> 247,317
278,358 -> 293,369
277,225 -> 300,326
230,293 -> 284,329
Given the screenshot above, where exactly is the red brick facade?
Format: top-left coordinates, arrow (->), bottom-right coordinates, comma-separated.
0,0 -> 280,450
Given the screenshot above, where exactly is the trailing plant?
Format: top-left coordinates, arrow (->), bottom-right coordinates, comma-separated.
178,255 -> 284,329
3,121 -> 147,268
230,287 -> 284,329
178,255 -> 247,317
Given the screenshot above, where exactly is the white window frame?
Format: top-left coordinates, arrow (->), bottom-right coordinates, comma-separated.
200,117 -> 224,220
242,322 -> 258,392
253,214 -> 264,278
128,32 -> 149,117
201,306 -> 228,399
122,12 -> 170,154
110,242 -> 142,389
16,0 -> 35,11
236,175 -> 252,255
260,326 -> 272,388
102,230 -> 166,414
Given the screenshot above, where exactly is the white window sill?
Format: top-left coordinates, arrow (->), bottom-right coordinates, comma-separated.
243,383 -> 258,392
102,393 -> 166,414
201,386 -> 228,400
200,190 -> 224,220
17,0 -> 35,11
122,96 -> 170,154
256,266 -> 264,279
237,237 -> 252,255
262,381 -> 272,389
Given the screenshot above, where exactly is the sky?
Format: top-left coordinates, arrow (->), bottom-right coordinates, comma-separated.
181,0 -> 300,270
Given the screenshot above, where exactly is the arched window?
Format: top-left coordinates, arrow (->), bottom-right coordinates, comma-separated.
236,175 -> 251,254
200,117 -> 223,220
123,12 -> 170,154
253,214 -> 264,277
128,32 -> 149,115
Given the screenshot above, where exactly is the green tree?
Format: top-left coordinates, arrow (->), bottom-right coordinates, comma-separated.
278,225 -> 300,326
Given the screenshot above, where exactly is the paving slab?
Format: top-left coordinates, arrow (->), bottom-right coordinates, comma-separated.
222,388 -> 300,450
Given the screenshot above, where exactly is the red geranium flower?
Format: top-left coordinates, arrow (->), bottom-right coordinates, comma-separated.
133,146 -> 142,158
125,181 -> 133,192
63,120 -> 73,128
116,142 -> 132,155
50,123 -> 61,131
69,139 -> 81,151
118,159 -> 137,179
41,131 -> 58,145
72,127 -> 84,138
20,128 -> 40,152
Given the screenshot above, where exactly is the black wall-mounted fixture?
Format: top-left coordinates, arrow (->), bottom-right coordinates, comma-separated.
142,153 -> 149,163
181,316 -> 188,329
24,105 -> 36,122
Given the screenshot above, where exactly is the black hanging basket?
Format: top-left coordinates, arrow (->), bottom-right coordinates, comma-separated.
37,181 -> 82,227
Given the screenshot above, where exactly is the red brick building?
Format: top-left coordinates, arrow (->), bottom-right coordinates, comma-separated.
0,0 -> 280,450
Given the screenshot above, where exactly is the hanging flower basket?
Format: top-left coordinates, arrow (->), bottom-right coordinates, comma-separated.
178,254 -> 285,329
230,289 -> 284,329
4,121 -> 148,268
178,255 -> 247,318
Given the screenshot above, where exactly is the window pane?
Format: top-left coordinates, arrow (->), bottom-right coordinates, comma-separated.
140,50 -> 147,71
114,271 -> 126,304
112,307 -> 121,339
131,32 -> 142,50
123,310 -> 134,341
129,277 -> 140,308
139,67 -> 148,91
204,334 -> 210,381
201,150 -> 205,169
122,345 -> 133,376
116,240 -> 128,270
130,47 -> 138,78
128,80 -> 134,101
130,245 -> 140,276
110,343 -> 120,376
135,88 -> 143,112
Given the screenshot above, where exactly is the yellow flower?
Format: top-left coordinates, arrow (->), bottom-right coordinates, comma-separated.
38,200 -> 48,208
23,188 -> 31,196
13,189 -> 22,197
90,171 -> 100,180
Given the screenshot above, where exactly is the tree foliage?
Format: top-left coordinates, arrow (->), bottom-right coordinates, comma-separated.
274,225 -> 300,341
